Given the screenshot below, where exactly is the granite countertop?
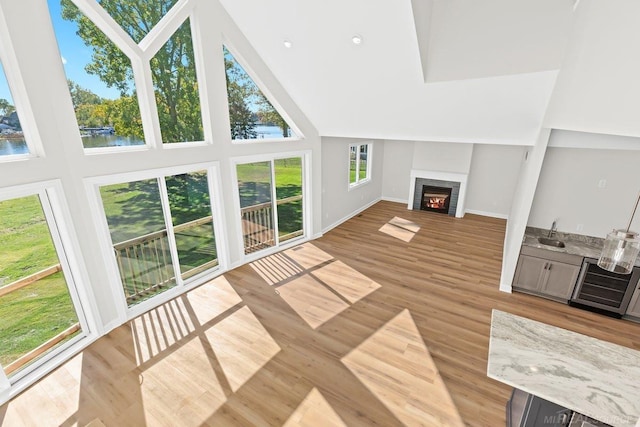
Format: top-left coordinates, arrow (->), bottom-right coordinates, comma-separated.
487,310 -> 640,427
522,226 -> 604,259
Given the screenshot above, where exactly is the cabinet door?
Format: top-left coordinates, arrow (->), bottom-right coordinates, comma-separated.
626,285 -> 640,317
541,261 -> 580,300
514,255 -> 546,292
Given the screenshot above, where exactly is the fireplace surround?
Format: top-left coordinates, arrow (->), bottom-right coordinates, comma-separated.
408,170 -> 468,217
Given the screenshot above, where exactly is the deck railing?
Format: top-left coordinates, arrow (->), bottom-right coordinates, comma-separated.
113,215 -> 219,304
0,265 -> 80,376
241,195 -> 303,253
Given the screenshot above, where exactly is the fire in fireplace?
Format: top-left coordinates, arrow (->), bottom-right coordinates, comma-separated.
420,185 -> 452,214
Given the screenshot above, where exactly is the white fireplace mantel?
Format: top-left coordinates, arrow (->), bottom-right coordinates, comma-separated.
408,169 -> 468,218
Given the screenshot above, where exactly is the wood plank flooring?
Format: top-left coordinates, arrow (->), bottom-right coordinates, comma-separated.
2,200 -> 640,426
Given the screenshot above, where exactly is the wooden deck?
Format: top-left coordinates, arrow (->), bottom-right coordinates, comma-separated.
1,200 -> 639,426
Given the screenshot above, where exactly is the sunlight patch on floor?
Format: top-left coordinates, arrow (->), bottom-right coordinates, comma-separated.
282,242 -> 334,270
0,354 -> 83,426
131,276 -> 243,364
312,260 -> 381,304
283,387 -> 348,427
186,275 -> 244,324
379,216 -> 421,242
250,252 -> 304,285
252,243 -> 382,329
203,305 -> 280,392
278,275 -> 350,329
140,337 -> 227,425
131,297 -> 196,364
341,309 -> 464,427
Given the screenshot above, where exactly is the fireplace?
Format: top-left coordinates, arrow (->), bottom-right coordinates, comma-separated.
408,170 -> 467,218
420,186 -> 452,214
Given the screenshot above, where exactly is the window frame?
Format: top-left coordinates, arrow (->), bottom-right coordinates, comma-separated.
223,41 -> 304,145
84,162 -> 228,321
49,0 -> 211,154
0,17 -> 44,163
0,179 -> 98,403
230,150 -> 311,263
348,142 -> 372,189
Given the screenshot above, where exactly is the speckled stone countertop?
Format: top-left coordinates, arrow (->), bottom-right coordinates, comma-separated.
522,226 -> 604,259
487,310 -> 640,427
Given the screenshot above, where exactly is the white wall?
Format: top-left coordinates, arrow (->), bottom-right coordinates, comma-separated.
529,147 -> 640,238
321,137 -> 384,232
465,144 -> 525,218
412,141 -> 473,173
545,0 -> 640,138
501,129 -> 551,292
381,140 -> 414,202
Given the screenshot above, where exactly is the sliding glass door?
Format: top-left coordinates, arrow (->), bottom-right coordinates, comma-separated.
95,166 -> 221,309
236,156 -> 305,255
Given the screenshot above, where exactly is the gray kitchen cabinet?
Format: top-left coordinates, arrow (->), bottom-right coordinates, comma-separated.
513,246 -> 582,302
625,285 -> 640,318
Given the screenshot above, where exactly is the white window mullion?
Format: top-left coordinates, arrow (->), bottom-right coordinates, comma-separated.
270,159 -> 280,247
157,176 -> 183,287
207,165 -> 228,270
356,145 -> 361,184
40,188 -> 91,335
0,368 -> 10,400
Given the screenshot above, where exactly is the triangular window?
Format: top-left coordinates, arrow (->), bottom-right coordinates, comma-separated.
54,0 -> 145,149
223,46 -> 297,141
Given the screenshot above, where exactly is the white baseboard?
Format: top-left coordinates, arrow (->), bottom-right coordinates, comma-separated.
499,281 -> 513,293
465,209 -> 508,220
322,197 -> 382,234
381,196 -> 407,204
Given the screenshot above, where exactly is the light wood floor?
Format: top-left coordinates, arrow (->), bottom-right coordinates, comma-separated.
2,200 -> 640,426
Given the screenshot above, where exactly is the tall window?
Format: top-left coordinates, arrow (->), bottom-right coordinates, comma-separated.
349,143 -> 372,187
96,166 -> 219,309
236,156 -> 305,255
0,185 -> 89,382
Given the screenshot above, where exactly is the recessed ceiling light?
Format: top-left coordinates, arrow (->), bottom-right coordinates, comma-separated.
352,35 -> 363,45
283,40 -> 293,48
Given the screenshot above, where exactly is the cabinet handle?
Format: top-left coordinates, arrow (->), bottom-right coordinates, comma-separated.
548,263 -> 552,271
544,262 -> 549,270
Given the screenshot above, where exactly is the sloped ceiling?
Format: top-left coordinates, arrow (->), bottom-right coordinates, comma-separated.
217,0 -> 596,145
544,0 -> 640,138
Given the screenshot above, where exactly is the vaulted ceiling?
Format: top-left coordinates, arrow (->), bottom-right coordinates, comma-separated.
219,0 -> 640,145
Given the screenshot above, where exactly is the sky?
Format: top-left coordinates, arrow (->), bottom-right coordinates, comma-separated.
0,0 -> 121,104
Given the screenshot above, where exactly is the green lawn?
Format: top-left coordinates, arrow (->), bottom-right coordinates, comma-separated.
0,194 -> 79,371
0,195 -> 59,285
0,272 -> 79,367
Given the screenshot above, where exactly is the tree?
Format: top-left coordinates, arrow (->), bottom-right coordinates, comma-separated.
224,48 -> 257,139
256,93 -> 290,137
61,0 -> 202,142
68,79 -> 103,109
0,98 -> 14,117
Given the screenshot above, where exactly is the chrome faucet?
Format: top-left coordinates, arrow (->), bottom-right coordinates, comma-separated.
548,220 -> 557,238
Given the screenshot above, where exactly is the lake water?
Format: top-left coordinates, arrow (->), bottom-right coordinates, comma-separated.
0,125 -> 290,156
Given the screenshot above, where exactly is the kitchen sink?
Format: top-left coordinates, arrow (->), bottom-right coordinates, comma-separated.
537,237 -> 566,248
